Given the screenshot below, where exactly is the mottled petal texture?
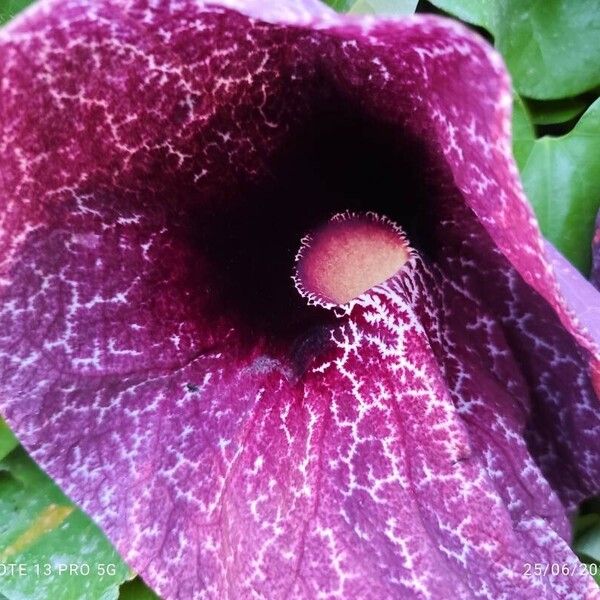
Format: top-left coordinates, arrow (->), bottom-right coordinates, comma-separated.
1,1 -> 599,599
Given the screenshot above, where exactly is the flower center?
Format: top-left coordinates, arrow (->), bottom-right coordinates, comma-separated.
295,212 -> 412,306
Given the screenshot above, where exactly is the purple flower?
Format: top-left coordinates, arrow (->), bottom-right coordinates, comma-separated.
593,209 -> 600,290
1,1 -> 600,598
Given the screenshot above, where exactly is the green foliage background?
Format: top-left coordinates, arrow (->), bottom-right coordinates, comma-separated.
0,0 -> 599,597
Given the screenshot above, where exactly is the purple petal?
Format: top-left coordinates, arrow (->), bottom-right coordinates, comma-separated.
546,241 -> 600,348
592,209 -> 600,291
1,1 -> 599,598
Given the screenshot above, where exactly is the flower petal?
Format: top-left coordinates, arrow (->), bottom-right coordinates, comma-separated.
593,209 -> 600,291
1,1 -> 599,599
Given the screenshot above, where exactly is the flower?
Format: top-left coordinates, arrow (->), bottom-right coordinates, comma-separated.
593,210 -> 600,290
1,0 -> 600,598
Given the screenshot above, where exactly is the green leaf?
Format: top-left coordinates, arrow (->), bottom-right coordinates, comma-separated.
0,419 -> 17,461
511,94 -> 536,172
119,577 -> 161,600
574,513 -> 600,585
421,0 -> 497,30
575,521 -> 600,563
573,513 -> 600,539
518,98 -> 600,273
324,0 -> 418,15
427,0 -> 600,99
0,448 -> 131,600
527,97 -> 589,126
0,0 -> 34,25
